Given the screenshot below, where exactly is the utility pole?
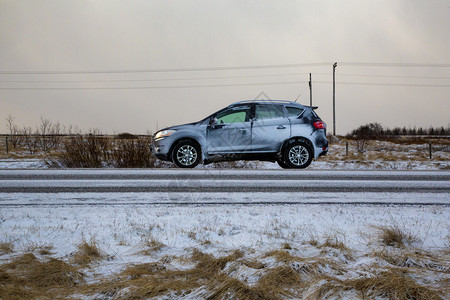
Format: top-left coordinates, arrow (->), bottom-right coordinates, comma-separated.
309,73 -> 312,106
333,62 -> 337,136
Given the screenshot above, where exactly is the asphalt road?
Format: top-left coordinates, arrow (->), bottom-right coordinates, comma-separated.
0,169 -> 449,195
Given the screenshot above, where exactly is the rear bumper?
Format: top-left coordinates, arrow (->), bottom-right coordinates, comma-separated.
318,148 -> 328,157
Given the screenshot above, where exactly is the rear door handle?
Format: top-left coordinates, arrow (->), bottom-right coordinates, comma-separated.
239,129 -> 248,134
277,125 -> 286,129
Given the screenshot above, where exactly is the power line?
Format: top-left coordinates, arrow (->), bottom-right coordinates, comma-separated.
1,80 -> 449,91
1,62 -> 448,75
0,81 -> 309,90
316,81 -> 450,87
0,72 -> 310,83
2,72 -> 448,83
332,73 -> 450,79
0,63 -> 332,75
339,62 -> 450,68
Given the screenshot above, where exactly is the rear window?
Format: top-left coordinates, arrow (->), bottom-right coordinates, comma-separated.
311,109 -> 320,118
286,106 -> 304,118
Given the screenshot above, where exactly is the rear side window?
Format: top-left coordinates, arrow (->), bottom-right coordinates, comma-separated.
286,106 -> 304,118
255,105 -> 285,120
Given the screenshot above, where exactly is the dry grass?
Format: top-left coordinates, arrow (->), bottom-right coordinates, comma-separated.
0,242 -> 13,255
72,240 -> 103,266
120,262 -> 166,279
373,248 -> 450,273
206,265 -> 304,299
141,238 -> 165,255
307,269 -> 444,300
80,249 -> 246,299
319,236 -> 354,261
266,249 -> 299,263
0,243 -> 447,299
282,242 -> 292,250
0,253 -> 84,299
375,226 -> 418,248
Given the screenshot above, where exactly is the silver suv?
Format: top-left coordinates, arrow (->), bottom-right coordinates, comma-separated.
151,100 -> 328,168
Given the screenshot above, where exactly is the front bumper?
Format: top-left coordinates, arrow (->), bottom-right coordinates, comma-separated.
151,138 -> 171,161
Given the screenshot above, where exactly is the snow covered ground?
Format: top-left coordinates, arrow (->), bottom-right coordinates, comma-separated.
1,202 -> 449,298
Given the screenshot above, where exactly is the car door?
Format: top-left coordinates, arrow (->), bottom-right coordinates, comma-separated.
206,105 -> 252,153
251,104 -> 291,152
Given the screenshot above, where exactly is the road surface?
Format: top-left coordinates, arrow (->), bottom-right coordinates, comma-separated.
0,169 -> 449,206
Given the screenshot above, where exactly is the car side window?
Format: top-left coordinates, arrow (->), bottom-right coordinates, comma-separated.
286,106 -> 304,118
255,105 -> 285,120
216,107 -> 249,124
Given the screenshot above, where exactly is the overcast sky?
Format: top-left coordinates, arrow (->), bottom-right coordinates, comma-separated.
1,0 -> 449,135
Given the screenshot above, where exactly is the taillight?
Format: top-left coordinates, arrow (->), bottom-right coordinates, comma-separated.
313,121 -> 326,129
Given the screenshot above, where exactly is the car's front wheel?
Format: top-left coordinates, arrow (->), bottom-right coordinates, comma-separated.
276,159 -> 290,169
283,141 -> 313,169
172,140 -> 201,168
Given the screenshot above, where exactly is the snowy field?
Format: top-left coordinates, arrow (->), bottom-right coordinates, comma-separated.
1,202 -> 449,299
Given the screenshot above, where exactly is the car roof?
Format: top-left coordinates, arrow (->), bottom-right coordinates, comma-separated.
229,100 -> 310,108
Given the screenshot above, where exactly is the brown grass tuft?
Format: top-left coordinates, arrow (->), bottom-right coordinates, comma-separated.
29,258 -> 84,287
0,242 -> 13,255
257,266 -> 303,296
282,242 -> 292,250
121,262 -> 166,280
141,238 -> 165,255
72,240 -> 103,266
207,276 -> 276,299
375,226 -> 418,248
192,249 -> 244,276
305,270 -> 443,300
82,249 -> 247,299
266,249 -> 299,262
241,259 -> 266,270
0,254 -> 84,299
351,269 -> 443,299
319,236 -> 353,261
206,266 -> 304,299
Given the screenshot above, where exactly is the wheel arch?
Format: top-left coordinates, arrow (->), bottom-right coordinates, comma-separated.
280,137 -> 315,158
169,137 -> 203,162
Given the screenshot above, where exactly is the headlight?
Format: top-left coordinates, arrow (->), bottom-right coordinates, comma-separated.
154,129 -> 176,139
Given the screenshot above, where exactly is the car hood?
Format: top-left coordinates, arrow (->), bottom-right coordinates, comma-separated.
159,122 -> 198,132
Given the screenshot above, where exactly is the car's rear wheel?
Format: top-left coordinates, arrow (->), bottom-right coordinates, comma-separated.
172,141 -> 201,168
283,142 -> 313,169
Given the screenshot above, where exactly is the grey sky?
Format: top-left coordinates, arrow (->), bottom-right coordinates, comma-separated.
1,0 -> 449,134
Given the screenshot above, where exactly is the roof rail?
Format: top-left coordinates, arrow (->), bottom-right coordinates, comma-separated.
230,99 -> 298,106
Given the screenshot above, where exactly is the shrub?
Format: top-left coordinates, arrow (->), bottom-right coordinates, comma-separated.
48,134 -> 156,168
111,138 -> 155,168
348,123 -> 385,140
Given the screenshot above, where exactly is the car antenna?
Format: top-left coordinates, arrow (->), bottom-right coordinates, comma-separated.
294,93 -> 301,102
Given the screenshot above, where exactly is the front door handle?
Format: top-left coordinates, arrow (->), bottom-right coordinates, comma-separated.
277,125 -> 286,129
239,129 -> 248,134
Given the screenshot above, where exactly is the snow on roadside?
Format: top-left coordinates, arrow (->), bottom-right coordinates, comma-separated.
1,204 -> 448,283
0,158 -> 48,169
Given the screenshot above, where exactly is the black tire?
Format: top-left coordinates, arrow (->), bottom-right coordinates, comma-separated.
283,141 -> 313,169
172,140 -> 201,168
276,159 -> 290,169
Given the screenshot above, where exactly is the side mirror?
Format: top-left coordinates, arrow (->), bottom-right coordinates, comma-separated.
209,117 -> 218,128
208,117 -> 225,129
